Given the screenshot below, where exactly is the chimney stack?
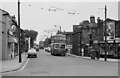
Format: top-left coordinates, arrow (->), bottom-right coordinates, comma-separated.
90,15 -> 95,23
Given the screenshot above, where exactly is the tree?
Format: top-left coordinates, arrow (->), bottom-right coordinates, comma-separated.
24,29 -> 38,48
24,29 -> 30,38
83,20 -> 89,27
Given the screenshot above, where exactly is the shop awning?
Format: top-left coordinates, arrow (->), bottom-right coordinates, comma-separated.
8,37 -> 18,43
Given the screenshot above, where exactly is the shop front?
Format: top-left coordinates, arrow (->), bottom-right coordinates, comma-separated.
8,36 -> 18,59
99,41 -> 120,58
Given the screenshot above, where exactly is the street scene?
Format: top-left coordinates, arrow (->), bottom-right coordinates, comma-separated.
0,0 -> 120,77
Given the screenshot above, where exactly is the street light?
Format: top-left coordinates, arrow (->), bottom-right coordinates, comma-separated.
98,5 -> 107,61
78,26 -> 83,56
104,5 -> 107,61
18,0 -> 22,63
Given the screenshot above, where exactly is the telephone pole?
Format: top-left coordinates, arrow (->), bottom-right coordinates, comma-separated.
18,0 -> 22,63
104,5 -> 107,61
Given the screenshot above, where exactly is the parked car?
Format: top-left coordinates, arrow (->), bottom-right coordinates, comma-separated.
39,47 -> 44,49
36,48 -> 39,52
34,46 -> 39,52
27,49 -> 37,58
45,47 -> 51,52
45,47 -> 48,51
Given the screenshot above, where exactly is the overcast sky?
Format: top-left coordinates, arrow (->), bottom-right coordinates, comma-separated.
1,0 -> 119,44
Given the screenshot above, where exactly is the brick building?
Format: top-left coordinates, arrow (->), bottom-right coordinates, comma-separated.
72,15 -> 120,57
72,16 -> 103,56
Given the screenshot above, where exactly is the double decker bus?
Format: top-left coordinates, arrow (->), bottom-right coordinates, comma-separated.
51,34 -> 67,56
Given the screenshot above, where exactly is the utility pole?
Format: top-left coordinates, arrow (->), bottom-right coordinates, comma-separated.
104,5 -> 107,61
18,0 -> 22,63
79,26 -> 82,56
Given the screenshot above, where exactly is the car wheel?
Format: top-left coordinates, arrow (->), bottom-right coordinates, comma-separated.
51,52 -> 53,55
63,54 -> 66,56
36,55 -> 37,58
62,54 -> 65,56
27,55 -> 29,58
51,51 -> 53,55
34,55 -> 37,58
52,52 -> 55,56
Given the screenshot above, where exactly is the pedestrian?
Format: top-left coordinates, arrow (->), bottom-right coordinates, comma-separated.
91,50 -> 96,60
96,49 -> 100,60
88,46 -> 94,59
91,45 -> 97,60
88,46 -> 92,57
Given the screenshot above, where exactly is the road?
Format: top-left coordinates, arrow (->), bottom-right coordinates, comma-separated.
3,50 -> 118,76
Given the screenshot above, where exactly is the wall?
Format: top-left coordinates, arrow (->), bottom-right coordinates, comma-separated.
2,13 -> 8,60
2,10 -> 12,60
82,28 -> 90,45
66,34 -> 72,45
0,10 -> 2,60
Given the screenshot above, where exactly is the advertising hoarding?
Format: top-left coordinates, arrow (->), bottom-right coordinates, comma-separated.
105,21 -> 115,40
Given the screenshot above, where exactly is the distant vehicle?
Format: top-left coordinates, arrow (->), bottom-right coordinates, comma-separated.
36,48 -> 39,52
51,34 -> 67,56
27,49 -> 37,58
45,47 -> 48,51
39,41 -> 44,49
39,47 -> 44,49
34,45 -> 39,52
45,47 -> 51,52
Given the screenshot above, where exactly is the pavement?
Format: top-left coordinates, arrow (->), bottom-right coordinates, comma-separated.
67,52 -> 119,63
1,48 -> 35,73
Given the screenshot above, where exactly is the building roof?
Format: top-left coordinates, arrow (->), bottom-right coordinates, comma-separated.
105,18 -> 117,22
64,32 -> 73,35
0,9 -> 9,15
1,9 -> 18,26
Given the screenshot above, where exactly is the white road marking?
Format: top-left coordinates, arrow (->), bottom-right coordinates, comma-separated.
2,58 -> 30,74
18,58 -> 30,71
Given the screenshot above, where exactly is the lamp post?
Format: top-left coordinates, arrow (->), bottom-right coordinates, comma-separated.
79,26 -> 82,56
104,5 -> 107,61
18,0 -> 22,63
88,26 -> 93,47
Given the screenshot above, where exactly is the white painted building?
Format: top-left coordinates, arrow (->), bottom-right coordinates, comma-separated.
0,9 -> 18,60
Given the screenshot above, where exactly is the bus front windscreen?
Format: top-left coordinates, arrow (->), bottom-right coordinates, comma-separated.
60,44 -> 65,49
54,44 -> 60,48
